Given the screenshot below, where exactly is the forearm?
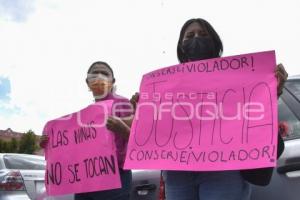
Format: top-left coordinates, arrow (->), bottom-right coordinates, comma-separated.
119,124 -> 131,140
121,115 -> 134,127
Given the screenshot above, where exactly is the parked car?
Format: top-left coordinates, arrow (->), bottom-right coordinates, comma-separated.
130,170 -> 161,200
0,153 -> 74,200
0,153 -> 46,200
250,75 -> 300,200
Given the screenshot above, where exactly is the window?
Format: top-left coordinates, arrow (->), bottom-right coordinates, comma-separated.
278,97 -> 300,139
285,80 -> 300,100
4,155 -> 45,170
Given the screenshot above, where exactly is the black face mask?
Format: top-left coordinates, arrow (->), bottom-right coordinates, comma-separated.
182,37 -> 217,61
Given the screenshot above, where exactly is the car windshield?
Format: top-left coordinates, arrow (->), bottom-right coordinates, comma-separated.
3,155 -> 46,170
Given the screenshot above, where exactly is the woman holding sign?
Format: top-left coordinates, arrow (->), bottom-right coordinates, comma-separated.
41,61 -> 133,200
131,18 -> 287,200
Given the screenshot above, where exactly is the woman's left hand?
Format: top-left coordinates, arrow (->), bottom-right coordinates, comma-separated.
106,116 -> 130,140
275,63 -> 288,97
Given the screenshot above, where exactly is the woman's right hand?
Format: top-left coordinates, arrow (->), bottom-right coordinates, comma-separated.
130,92 -> 139,112
39,135 -> 49,149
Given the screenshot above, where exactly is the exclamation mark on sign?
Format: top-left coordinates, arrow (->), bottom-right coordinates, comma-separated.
250,56 -> 255,71
270,145 -> 276,162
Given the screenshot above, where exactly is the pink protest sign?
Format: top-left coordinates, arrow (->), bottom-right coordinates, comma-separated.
44,100 -> 121,196
125,51 -> 278,171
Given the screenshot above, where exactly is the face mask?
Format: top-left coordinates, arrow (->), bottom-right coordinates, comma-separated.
182,37 -> 217,61
87,77 -> 113,100
86,73 -> 110,83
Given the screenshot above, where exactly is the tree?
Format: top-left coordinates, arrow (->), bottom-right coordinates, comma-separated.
0,139 -> 3,153
1,141 -> 9,153
0,138 -> 18,153
18,130 -> 38,154
9,138 -> 18,153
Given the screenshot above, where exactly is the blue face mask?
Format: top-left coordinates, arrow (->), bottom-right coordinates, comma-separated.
182,37 -> 217,61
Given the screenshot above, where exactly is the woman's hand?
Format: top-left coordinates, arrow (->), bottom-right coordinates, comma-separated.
106,116 -> 130,140
275,64 -> 288,97
39,135 -> 49,148
130,92 -> 139,112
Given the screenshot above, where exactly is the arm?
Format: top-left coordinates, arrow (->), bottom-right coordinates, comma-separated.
106,116 -> 131,140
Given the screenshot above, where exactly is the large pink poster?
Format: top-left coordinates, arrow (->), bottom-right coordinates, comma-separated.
125,51 -> 278,171
44,100 -> 121,196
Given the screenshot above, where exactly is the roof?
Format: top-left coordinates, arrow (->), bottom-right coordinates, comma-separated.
0,128 -> 23,141
288,74 -> 300,80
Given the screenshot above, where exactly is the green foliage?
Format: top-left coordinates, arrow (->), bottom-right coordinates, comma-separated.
18,130 -> 38,154
0,130 -> 38,154
10,138 -> 18,153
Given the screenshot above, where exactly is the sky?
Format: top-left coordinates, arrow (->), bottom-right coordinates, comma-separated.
0,0 -> 299,134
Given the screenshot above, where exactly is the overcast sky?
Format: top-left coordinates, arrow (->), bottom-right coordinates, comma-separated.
0,0 -> 299,134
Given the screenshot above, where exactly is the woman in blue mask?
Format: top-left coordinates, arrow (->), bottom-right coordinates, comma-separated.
131,18 -> 287,200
